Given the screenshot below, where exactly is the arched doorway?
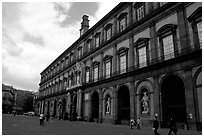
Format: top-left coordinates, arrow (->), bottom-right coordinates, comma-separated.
117,85 -> 130,124
161,75 -> 187,127
91,92 -> 99,122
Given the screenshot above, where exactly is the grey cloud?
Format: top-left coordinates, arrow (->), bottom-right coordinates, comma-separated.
3,30 -> 23,57
23,33 -> 44,46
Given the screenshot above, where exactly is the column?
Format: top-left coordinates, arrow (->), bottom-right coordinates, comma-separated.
176,3 -> 189,53
113,85 -> 118,124
149,22 -> 157,64
67,93 -> 71,119
184,69 -> 196,130
112,44 -> 117,76
100,52 -> 104,79
129,83 -> 136,120
98,89 -> 103,123
129,34 -> 134,69
153,76 -> 160,119
77,89 -> 82,120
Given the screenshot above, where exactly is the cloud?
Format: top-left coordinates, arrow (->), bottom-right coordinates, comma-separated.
2,2 -> 119,91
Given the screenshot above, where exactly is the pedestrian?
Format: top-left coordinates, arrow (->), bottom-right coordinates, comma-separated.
168,116 -> 177,135
136,118 -> 141,129
130,119 -> 135,129
39,113 -> 45,126
46,112 -> 50,122
152,114 -> 160,135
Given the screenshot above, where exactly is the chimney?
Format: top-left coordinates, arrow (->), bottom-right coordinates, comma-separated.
80,15 -> 89,37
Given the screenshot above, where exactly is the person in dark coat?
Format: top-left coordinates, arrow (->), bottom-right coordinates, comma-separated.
152,114 -> 160,135
168,116 -> 177,135
46,112 -> 50,122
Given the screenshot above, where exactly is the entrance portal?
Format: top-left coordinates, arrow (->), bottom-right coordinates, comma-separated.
161,75 -> 187,127
118,85 -> 130,124
91,92 -> 99,122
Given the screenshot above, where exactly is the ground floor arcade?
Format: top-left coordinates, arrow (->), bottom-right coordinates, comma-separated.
37,65 -> 201,131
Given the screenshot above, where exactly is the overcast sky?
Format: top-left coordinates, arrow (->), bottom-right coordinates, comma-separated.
2,2 -> 119,91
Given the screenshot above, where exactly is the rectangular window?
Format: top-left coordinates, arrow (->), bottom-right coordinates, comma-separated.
94,66 -> 99,82
86,70 -> 90,83
120,54 -> 126,74
137,5 -> 145,21
70,55 -> 73,62
106,28 -> 112,41
87,43 -> 91,52
105,61 -> 111,78
76,75 -> 80,84
197,22 -> 202,48
95,36 -> 100,48
68,79 -> 71,87
138,47 -> 147,68
163,35 -> 174,60
78,49 -> 82,58
119,18 -> 126,32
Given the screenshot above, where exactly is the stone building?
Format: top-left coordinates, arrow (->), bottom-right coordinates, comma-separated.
38,2 -> 202,130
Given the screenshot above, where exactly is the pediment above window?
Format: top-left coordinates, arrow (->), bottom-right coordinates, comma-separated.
94,32 -> 101,37
117,12 -> 128,20
116,47 -> 129,55
156,24 -> 177,36
134,38 -> 150,46
77,46 -> 82,50
103,55 -> 113,61
93,61 -> 100,66
87,38 -> 92,43
105,23 -> 113,30
187,7 -> 202,22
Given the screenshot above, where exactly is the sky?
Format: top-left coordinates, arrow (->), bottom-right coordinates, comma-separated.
2,2 -> 119,92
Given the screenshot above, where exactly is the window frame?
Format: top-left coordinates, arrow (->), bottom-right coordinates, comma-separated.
134,38 -> 149,68
156,24 -> 178,61
118,12 -> 128,33
187,7 -> 202,49
134,2 -> 145,21
85,67 -> 90,83
93,62 -> 100,82
105,23 -> 113,41
103,55 -> 113,78
94,32 -> 101,48
116,47 -> 129,74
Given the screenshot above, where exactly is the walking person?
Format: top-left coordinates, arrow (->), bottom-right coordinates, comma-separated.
136,118 -> 141,129
40,113 -> 43,125
39,113 -> 45,126
130,119 -> 135,129
168,116 -> 177,135
152,114 -> 160,135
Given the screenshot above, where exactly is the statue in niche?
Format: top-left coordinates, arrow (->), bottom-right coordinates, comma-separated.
105,97 -> 111,114
141,91 -> 149,114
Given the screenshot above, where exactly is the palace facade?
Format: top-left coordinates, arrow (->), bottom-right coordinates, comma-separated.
37,2 -> 202,130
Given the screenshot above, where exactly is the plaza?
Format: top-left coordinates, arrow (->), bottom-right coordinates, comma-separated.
2,114 -> 201,135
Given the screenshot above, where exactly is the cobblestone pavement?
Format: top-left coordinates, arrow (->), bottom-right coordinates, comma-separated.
2,114 -> 202,135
